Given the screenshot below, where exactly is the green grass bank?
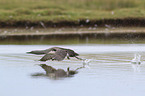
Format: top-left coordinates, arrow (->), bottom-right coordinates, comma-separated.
0,0 -> 145,27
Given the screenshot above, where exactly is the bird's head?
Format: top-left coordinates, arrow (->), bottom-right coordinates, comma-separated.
38,64 -> 47,68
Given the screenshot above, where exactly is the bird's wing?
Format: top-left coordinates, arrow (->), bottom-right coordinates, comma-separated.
27,47 -> 61,55
39,54 -> 55,61
53,50 -> 67,61
27,48 -> 54,55
27,50 -> 47,55
53,47 -> 79,57
39,50 -> 67,61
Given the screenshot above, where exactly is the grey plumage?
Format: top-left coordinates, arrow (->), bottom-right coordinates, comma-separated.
40,49 -> 67,61
27,47 -> 81,61
26,47 -> 57,55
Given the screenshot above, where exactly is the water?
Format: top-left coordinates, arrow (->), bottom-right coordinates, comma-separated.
1,44 -> 145,96
1,27 -> 145,45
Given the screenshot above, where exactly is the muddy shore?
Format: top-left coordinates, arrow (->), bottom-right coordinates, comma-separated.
0,18 -> 145,28
0,28 -> 145,41
0,18 -> 145,44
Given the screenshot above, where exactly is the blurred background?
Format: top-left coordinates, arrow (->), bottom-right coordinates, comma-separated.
0,0 -> 144,26
0,0 -> 145,44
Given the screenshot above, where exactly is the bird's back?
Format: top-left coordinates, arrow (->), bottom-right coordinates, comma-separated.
53,49 -> 67,61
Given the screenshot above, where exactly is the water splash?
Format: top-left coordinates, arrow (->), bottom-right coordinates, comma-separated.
131,54 -> 141,64
131,64 -> 141,72
131,53 -> 141,72
82,59 -> 92,68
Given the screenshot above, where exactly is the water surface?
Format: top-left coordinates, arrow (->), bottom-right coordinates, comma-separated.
1,44 -> 145,96
1,27 -> 145,45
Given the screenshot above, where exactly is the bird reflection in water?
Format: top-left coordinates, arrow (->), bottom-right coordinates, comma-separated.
131,63 -> 141,72
31,64 -> 84,79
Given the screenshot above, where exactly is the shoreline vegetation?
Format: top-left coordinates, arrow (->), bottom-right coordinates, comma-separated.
0,18 -> 145,28
0,0 -> 144,28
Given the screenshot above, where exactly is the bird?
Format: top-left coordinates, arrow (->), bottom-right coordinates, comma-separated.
39,64 -> 79,78
27,47 -> 83,61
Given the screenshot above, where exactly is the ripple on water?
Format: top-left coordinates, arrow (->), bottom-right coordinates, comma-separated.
1,44 -> 145,96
